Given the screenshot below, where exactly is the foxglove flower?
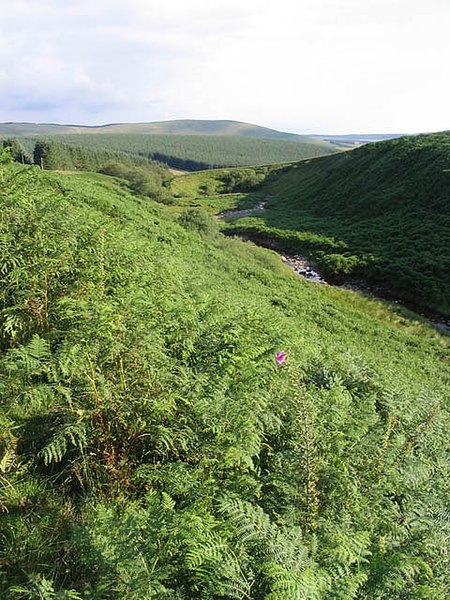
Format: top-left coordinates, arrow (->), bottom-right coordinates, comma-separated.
275,351 -> 287,365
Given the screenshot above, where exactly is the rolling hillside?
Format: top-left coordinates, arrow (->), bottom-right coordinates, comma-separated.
0,119 -> 342,170
0,119 -> 330,141
1,155 -> 449,598
215,132 -> 450,315
1,132 -> 338,171
0,120 -> 413,166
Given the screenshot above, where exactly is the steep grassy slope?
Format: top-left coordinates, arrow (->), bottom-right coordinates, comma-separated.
217,132 -> 450,315
1,162 -> 449,599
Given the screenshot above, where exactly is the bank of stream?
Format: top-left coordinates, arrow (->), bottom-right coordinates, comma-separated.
226,228 -> 450,336
282,249 -> 449,335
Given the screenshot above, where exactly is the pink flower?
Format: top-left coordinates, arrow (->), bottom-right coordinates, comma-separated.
275,351 -> 287,366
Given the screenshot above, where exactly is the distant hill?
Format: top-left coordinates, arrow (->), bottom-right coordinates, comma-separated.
0,120 -> 414,148
219,131 -> 450,315
0,119 -> 324,142
0,122 -> 81,136
2,120 -> 417,168
0,120 -> 340,171
0,119 -> 344,170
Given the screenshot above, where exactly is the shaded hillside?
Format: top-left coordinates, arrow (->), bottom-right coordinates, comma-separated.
221,132 -> 450,315
1,157 -> 449,598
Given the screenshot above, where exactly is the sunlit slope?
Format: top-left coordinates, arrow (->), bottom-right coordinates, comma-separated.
1,164 -> 449,598
224,132 -> 450,314
47,132 -> 337,170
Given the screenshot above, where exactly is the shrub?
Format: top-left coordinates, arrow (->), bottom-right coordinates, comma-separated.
178,208 -> 219,238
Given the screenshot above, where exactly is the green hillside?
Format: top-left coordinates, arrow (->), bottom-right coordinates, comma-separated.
35,133 -> 337,170
215,132 -> 450,316
1,155 -> 449,598
0,120 -> 340,171
0,119 -> 332,142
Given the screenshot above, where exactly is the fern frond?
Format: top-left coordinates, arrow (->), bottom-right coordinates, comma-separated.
15,334 -> 51,372
38,422 -> 87,466
218,497 -> 273,546
264,565 -> 326,600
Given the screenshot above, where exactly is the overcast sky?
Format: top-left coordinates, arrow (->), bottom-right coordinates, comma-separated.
0,0 -> 449,133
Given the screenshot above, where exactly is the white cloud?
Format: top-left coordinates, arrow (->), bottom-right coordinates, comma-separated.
0,0 -> 448,132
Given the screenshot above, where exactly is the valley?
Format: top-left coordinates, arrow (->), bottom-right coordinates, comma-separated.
173,132 -> 449,317
0,125 -> 449,599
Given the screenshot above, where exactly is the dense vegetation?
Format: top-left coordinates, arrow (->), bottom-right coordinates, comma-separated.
207,132 -> 450,316
1,138 -> 33,164
171,166 -> 276,197
1,132 -> 337,172
31,140 -> 176,204
31,139 -> 164,173
1,118 -> 340,172
1,155 -> 449,599
31,133 -> 337,171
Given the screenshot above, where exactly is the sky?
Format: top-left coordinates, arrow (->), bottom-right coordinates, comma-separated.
0,0 -> 449,134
